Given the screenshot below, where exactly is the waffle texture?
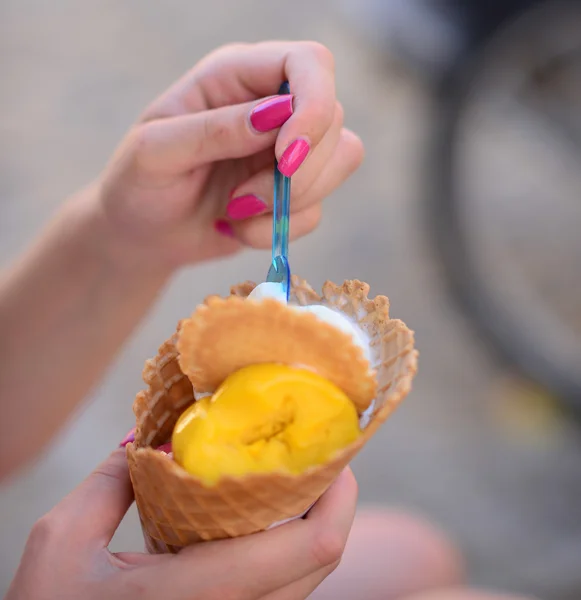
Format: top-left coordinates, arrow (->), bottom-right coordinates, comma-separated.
127,276 -> 418,553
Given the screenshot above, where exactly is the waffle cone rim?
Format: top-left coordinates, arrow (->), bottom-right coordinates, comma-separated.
176,293 -> 377,412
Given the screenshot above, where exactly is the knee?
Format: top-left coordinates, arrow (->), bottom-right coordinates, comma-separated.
370,510 -> 465,587
312,507 -> 465,600
401,589 -> 536,600
357,508 -> 465,589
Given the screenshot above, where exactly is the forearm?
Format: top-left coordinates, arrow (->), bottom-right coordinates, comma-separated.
0,186 -> 171,478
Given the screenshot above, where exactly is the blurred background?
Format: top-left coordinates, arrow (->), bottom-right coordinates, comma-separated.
1,1 -> 581,598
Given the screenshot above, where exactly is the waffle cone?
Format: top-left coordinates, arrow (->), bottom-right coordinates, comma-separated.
127,276 -> 418,553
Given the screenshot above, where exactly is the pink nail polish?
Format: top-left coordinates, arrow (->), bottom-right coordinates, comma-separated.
226,195 -> 268,220
157,442 -> 172,454
250,95 -> 293,133
119,428 -> 136,448
278,138 -> 310,177
214,219 -> 235,237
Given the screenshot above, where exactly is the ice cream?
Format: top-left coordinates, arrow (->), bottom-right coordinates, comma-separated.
168,281 -> 371,485
171,281 -> 372,485
246,281 -> 288,303
127,276 -> 418,552
172,363 -> 361,485
248,282 -> 371,363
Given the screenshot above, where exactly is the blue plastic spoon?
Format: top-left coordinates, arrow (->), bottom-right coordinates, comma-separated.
266,81 -> 292,300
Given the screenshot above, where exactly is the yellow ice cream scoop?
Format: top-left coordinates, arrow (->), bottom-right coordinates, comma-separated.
172,364 -> 361,485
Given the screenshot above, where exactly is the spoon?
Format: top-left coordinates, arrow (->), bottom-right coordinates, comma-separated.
265,81 -> 292,301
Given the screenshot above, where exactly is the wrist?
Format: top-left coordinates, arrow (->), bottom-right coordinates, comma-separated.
76,182 -> 176,283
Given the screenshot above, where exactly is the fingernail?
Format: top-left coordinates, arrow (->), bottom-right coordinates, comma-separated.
226,194 -> 268,220
278,138 -> 310,177
157,442 -> 172,454
250,95 -> 293,133
214,219 -> 235,237
119,428 -> 136,448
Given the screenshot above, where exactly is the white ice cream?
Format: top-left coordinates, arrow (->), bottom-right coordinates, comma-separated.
248,281 -> 288,304
248,282 -> 371,363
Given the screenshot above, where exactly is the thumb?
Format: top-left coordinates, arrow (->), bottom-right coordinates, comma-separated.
50,448 -> 134,548
132,95 -> 293,174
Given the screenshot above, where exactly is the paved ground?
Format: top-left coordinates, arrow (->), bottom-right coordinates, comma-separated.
2,2 -> 581,598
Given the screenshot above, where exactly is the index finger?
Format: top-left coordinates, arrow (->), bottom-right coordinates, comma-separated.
156,467 -> 358,600
144,41 -> 337,171
47,449 -> 134,548
268,42 -> 336,169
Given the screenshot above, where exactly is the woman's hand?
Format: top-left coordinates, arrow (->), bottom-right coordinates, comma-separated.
0,40 -> 363,479
99,41 -> 364,270
6,450 -> 358,600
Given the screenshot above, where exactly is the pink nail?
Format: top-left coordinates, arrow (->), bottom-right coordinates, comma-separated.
278,138 -> 310,177
119,428 -> 136,447
157,442 -> 172,454
214,219 -> 235,237
250,95 -> 293,133
226,195 -> 268,220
